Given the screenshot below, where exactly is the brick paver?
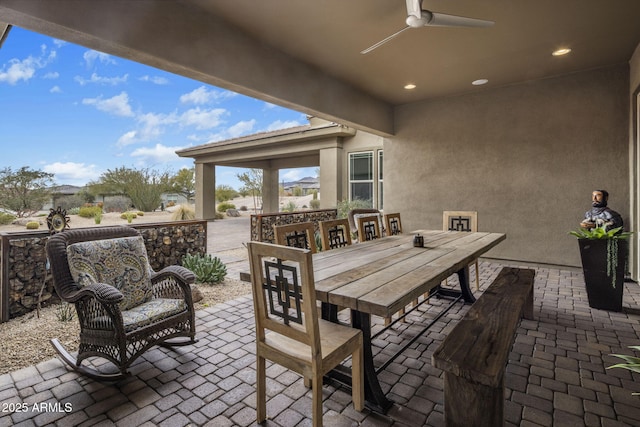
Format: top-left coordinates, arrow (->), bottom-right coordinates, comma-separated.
2,219 -> 640,426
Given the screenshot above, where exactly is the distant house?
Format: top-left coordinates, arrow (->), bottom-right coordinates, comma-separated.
44,185 -> 86,211
282,176 -> 319,195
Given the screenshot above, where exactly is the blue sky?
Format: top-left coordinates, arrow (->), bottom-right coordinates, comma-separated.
0,27 -> 315,189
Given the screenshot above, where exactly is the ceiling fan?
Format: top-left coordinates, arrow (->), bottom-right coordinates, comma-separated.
361,0 -> 494,54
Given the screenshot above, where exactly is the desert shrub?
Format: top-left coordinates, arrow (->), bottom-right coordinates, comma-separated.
293,186 -> 303,197
312,190 -> 318,200
136,211 -> 144,216
182,253 -> 227,284
281,201 -> 297,212
0,212 -> 16,225
215,212 -> 224,220
217,202 -> 236,213
171,204 -> 196,221
167,201 -> 176,207
120,211 -> 137,223
25,221 -> 40,230
102,195 -> 131,213
337,198 -> 371,219
310,199 -> 321,209
66,207 -> 80,215
55,195 -> 86,212
94,212 -> 102,224
239,205 -> 248,211
78,206 -> 103,218
216,185 -> 238,202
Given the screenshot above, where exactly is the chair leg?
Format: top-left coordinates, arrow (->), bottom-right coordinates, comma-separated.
256,355 -> 267,423
312,373 -> 324,427
352,345 -> 364,412
474,259 -> 480,290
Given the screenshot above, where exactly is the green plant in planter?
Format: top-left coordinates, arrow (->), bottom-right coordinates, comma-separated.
569,225 -> 632,288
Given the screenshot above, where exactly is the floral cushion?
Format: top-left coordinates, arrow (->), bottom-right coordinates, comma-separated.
66,236 -> 153,311
122,298 -> 186,332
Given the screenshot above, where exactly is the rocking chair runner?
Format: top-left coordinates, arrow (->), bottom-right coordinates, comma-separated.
46,226 -> 198,381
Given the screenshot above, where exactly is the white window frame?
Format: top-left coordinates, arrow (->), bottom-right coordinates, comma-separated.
349,151 -> 375,208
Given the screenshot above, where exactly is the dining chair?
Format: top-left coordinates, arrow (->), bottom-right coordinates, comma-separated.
347,208 -> 380,241
384,212 -> 403,236
318,218 -> 352,250
356,214 -> 382,242
273,221 -> 318,253
247,241 -> 364,427
443,211 -> 481,290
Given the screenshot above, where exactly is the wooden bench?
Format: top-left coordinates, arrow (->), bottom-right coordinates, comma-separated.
431,267 -> 535,427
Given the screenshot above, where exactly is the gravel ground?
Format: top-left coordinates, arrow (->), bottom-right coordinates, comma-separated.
0,276 -> 251,375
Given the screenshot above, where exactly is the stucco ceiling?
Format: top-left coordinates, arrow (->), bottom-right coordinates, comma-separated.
1,1 -> 640,134
189,0 -> 640,104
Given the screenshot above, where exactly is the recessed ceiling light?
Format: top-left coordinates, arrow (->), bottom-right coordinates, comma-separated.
404,83 -> 416,90
472,79 -> 488,86
552,48 -> 572,56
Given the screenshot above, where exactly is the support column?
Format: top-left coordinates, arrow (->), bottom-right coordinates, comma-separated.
319,147 -> 343,209
262,167 -> 280,214
195,162 -> 216,220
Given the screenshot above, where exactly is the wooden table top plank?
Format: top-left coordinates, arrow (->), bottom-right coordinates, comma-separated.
313,247 -> 421,300
313,241 -> 409,279
357,264 -> 453,316
319,248 -> 454,310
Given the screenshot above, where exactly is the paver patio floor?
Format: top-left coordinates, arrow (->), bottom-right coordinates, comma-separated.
2,216 -> 640,426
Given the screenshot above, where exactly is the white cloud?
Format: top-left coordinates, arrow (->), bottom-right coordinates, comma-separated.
82,92 -> 134,117
139,75 -> 169,85
179,86 -> 237,105
130,143 -> 187,164
43,162 -> 101,186
179,107 -> 226,130
53,39 -> 67,48
43,71 -> 59,79
74,72 -> 128,86
117,130 -> 138,147
227,119 -> 256,138
266,119 -> 302,132
50,85 -> 62,93
83,50 -> 116,68
0,43 -> 58,85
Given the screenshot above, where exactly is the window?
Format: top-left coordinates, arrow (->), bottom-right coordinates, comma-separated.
349,152 -> 374,207
378,151 -> 383,210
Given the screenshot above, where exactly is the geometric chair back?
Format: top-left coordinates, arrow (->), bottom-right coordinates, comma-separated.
318,218 -> 352,250
443,211 -> 478,233
443,210 -> 480,290
384,213 -> 403,236
247,241 -> 364,426
273,222 -> 318,253
356,215 -> 382,242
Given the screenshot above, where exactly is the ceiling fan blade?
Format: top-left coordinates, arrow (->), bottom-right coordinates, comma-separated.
426,11 -> 494,28
360,26 -> 411,54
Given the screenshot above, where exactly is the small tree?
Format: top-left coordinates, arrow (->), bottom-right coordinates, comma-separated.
0,166 -> 55,217
216,185 -> 238,202
169,167 -> 196,202
87,166 -> 171,212
237,168 -> 262,212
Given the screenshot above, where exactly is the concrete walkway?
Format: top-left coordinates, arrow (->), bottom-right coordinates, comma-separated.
2,218 -> 640,426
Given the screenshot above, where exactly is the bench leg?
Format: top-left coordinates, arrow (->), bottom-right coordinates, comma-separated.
443,373 -> 504,427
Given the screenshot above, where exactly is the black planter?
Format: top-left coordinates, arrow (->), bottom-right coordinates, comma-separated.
578,239 -> 627,312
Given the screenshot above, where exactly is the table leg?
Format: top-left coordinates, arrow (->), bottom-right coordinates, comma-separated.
434,265 -> 476,303
351,310 -> 394,413
456,265 -> 476,303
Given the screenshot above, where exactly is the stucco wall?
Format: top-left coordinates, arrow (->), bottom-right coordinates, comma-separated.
386,65 -> 630,267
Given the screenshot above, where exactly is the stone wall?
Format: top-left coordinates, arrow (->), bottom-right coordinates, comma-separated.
0,221 -> 207,322
250,209 -> 337,243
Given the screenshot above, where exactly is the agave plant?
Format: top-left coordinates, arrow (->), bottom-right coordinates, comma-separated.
182,252 -> 227,284
608,345 -> 640,395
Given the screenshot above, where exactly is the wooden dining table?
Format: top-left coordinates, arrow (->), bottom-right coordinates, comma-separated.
312,229 -> 506,413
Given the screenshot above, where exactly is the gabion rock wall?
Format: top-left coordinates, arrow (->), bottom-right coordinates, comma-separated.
250,209 -> 337,243
0,221 -> 207,321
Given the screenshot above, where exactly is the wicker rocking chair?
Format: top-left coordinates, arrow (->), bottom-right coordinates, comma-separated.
46,226 -> 197,381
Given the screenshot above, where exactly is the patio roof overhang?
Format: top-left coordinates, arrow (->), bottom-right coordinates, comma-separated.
177,120 -> 356,169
